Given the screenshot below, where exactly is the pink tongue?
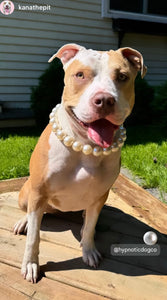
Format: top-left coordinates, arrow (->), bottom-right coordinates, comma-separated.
88,119 -> 118,148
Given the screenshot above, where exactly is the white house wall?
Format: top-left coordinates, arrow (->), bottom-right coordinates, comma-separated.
0,0 -> 117,109
0,0 -> 167,109
122,33 -> 167,86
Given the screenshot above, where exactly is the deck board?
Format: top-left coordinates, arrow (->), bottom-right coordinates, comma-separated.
0,175 -> 167,299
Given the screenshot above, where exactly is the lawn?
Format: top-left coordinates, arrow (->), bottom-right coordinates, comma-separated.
121,125 -> 167,193
0,128 -> 39,180
0,125 -> 166,194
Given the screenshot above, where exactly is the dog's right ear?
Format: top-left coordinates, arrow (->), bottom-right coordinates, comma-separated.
48,43 -> 85,65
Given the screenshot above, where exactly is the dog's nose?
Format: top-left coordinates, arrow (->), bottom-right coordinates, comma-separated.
93,93 -> 115,110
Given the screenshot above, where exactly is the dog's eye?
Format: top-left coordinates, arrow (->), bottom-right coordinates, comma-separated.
76,72 -> 84,79
118,73 -> 128,81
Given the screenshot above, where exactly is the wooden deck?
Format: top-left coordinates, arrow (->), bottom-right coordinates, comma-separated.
0,174 -> 167,300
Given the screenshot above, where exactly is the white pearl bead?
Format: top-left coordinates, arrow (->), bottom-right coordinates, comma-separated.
103,147 -> 112,156
93,146 -> 103,156
50,117 -> 55,124
117,138 -> 124,147
82,144 -> 93,155
56,129 -> 65,140
52,107 -> 57,113
120,132 -> 127,141
119,126 -> 126,134
52,104 -> 61,113
50,105 -> 126,156
119,125 -> 124,130
49,112 -> 55,119
63,136 -> 74,147
111,143 -> 119,152
52,123 -> 59,132
72,141 -> 83,152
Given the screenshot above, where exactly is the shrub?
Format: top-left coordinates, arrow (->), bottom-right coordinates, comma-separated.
31,58 -> 64,129
151,81 -> 167,128
126,74 -> 154,126
31,63 -> 159,128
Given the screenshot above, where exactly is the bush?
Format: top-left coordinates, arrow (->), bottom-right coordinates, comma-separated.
31,58 -> 64,129
126,74 -> 154,126
31,61 -> 166,129
151,81 -> 167,128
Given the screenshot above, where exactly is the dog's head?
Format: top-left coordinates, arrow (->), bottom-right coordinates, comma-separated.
49,44 -> 147,148
3,1 -> 11,13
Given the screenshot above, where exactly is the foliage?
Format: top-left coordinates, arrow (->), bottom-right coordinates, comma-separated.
31,58 -> 64,129
126,74 -> 154,125
151,81 -> 167,128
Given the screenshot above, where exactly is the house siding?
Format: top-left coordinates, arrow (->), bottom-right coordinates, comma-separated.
0,0 -> 117,109
0,0 -> 167,110
122,33 -> 167,86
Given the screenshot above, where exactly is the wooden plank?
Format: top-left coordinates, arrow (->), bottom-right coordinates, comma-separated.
1,189 -> 167,299
0,200 -> 167,276
1,203 -> 167,277
0,228 -> 167,300
0,177 -> 28,193
0,262 -> 108,300
112,174 -> 167,234
0,282 -> 29,300
1,173 -> 167,235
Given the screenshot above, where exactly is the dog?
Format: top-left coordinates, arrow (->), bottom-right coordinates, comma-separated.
14,43 -> 147,283
3,1 -> 11,14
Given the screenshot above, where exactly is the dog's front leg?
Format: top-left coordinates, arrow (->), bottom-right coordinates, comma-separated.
81,192 -> 109,268
21,205 -> 45,283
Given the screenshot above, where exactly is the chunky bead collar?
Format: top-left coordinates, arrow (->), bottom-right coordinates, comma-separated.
49,104 -> 127,157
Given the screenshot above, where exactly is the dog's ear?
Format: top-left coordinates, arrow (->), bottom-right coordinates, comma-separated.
119,47 -> 147,78
48,44 -> 85,65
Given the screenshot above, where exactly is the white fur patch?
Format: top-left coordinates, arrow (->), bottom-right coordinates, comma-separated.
71,51 -> 130,125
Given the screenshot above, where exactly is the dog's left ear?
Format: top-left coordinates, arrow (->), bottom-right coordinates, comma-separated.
48,43 -> 85,65
119,47 -> 147,78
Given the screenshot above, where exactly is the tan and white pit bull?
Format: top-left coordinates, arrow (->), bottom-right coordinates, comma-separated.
14,43 -> 147,283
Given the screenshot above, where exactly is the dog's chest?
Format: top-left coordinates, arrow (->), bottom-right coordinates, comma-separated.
46,132 -> 120,211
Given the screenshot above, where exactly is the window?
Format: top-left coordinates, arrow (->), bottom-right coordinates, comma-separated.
102,0 -> 167,23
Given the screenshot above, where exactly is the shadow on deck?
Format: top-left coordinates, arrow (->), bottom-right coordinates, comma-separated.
0,174 -> 167,299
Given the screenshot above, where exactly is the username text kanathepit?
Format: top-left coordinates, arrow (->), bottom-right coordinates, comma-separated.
18,4 -> 51,11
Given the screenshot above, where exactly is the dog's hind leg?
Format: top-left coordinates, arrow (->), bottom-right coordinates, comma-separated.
19,178 -> 30,212
13,178 -> 30,234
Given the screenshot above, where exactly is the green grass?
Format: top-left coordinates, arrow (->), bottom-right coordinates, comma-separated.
0,125 -> 167,195
0,128 -> 39,180
122,125 -> 167,193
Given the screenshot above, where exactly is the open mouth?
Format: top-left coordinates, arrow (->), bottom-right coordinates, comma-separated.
69,108 -> 119,148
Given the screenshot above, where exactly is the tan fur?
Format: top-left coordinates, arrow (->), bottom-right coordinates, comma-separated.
63,60 -> 94,108
14,43 -> 147,283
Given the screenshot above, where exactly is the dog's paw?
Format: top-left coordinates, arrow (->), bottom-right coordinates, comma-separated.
21,262 -> 39,283
13,216 -> 28,235
82,247 -> 102,268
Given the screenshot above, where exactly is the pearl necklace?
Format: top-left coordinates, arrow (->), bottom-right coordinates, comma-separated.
49,104 -> 127,156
